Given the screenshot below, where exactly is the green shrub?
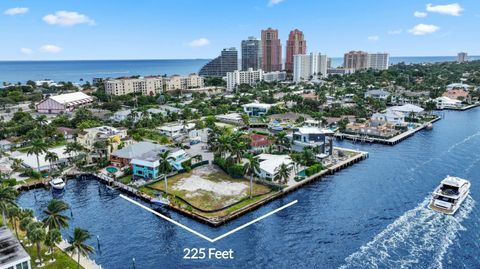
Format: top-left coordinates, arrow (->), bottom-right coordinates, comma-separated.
305,163 -> 323,176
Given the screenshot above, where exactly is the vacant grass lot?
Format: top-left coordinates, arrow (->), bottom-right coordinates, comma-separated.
141,165 -> 274,213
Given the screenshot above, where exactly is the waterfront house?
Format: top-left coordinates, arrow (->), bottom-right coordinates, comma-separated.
344,122 -> 400,139
36,92 -> 94,114
11,146 -> 78,171
291,127 -> 334,154
435,96 -> 463,109
364,89 -> 390,100
77,126 -> 131,162
130,147 -> 189,180
387,104 -> 424,117
248,134 -> 274,153
442,89 -> 471,103
371,111 -> 405,125
110,141 -> 169,167
256,154 -> 294,180
0,227 -> 31,269
242,102 -> 273,117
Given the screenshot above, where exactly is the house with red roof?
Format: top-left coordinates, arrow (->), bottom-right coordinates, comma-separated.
248,133 -> 274,153
442,89 -> 471,103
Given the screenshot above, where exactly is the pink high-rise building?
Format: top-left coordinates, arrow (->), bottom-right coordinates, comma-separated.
285,29 -> 307,72
261,28 -> 282,72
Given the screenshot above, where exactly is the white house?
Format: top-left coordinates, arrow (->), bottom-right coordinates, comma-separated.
157,123 -> 195,138
291,127 -> 334,153
387,104 -> 424,116
215,113 -> 243,124
434,96 -> 462,109
36,92 -> 94,114
111,109 -> 139,122
256,154 -> 294,180
242,102 -> 273,116
11,146 -> 79,171
371,111 -> 405,125
364,89 -> 390,100
0,227 -> 31,269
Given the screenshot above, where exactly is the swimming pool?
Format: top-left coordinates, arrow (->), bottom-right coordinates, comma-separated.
297,170 -> 306,177
106,167 -> 118,173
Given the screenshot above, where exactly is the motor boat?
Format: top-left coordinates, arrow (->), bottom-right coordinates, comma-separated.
50,178 -> 66,190
151,195 -> 170,206
429,176 -> 470,215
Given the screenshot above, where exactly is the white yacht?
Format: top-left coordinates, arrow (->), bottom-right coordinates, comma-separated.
49,178 -> 66,190
429,176 -> 470,215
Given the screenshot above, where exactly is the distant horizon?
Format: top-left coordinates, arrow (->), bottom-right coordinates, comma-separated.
0,55 -> 479,62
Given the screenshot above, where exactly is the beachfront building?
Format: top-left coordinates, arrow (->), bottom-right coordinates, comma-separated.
104,74 -> 204,96
293,53 -> 328,82
261,28 -> 282,72
365,89 -> 390,100
263,71 -> 287,82
457,52 -> 468,63
367,53 -> 390,70
199,48 -> 238,77
285,29 -> 307,72
0,227 -> 31,269
291,127 -> 334,154
36,92 -> 94,114
344,51 -> 368,71
242,102 -> 273,116
256,154 -> 294,180
241,37 -> 261,71
434,96 -> 463,109
226,68 -> 263,92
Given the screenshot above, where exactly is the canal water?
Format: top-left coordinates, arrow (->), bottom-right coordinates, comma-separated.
18,108 -> 480,269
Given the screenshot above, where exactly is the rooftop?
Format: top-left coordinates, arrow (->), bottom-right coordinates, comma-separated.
0,227 -> 30,267
257,154 -> 293,175
112,141 -> 178,160
49,92 -> 93,104
295,127 -> 334,135
388,104 -> 424,113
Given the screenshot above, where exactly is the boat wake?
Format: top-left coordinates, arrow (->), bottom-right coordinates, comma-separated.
339,196 -> 475,269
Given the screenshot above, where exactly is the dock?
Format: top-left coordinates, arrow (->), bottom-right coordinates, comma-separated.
335,117 -> 441,146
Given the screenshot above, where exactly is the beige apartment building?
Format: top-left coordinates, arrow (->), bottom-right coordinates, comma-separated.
105,74 -> 204,96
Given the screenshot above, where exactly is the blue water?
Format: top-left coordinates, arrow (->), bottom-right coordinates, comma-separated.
17,108 -> 480,269
1,56 -> 479,84
0,59 -> 210,84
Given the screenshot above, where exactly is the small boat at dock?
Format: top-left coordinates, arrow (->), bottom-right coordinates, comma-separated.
49,178 -> 66,190
429,176 -> 470,215
151,196 -> 170,206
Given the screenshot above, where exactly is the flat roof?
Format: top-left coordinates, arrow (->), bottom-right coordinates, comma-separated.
0,227 -> 30,267
49,92 -> 93,104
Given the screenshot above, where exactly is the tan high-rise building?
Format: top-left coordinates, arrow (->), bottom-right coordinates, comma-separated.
285,29 -> 307,72
261,28 -> 282,72
343,51 -> 368,71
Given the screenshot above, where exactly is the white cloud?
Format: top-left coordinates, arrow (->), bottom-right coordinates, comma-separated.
368,35 -> 379,41
426,3 -> 463,16
43,11 -> 95,26
268,0 -> 284,7
414,11 -> 428,18
39,45 -> 63,53
408,24 -> 439,35
387,29 -> 403,35
188,38 -> 210,47
20,48 -> 33,54
4,7 -> 29,16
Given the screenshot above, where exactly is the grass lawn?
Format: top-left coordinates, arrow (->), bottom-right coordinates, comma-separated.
118,174 -> 132,185
141,165 -> 275,214
5,222 -> 85,269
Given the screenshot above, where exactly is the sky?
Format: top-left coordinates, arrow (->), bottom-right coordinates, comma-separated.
1,0 -> 479,60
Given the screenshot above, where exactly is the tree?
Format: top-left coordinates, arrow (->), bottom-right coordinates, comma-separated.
45,228 -> 62,261
44,151 -> 59,174
66,227 -> 94,269
0,184 -> 17,226
274,163 -> 292,184
43,199 -> 70,230
158,151 -> 173,194
27,221 -> 46,265
241,114 -> 250,127
7,206 -> 21,238
27,139 -> 48,172
244,155 -> 260,198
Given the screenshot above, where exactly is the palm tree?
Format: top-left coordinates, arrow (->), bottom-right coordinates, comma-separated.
7,205 -> 21,238
44,151 -> 59,175
244,155 -> 260,198
65,227 -> 94,269
27,139 -> 48,172
241,114 -> 250,128
0,184 -> 17,226
158,151 -> 173,194
274,132 -> 289,153
35,115 -> 48,127
20,217 -> 34,246
274,163 -> 292,184
45,228 -> 62,261
43,199 -> 70,230
27,221 -> 46,265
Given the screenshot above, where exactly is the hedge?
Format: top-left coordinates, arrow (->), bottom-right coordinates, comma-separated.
305,163 -> 323,177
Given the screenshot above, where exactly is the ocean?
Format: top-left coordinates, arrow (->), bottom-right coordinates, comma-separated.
1,56 -> 479,84
18,108 -> 480,269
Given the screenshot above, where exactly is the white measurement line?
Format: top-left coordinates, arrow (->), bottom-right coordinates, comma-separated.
119,194 -> 297,243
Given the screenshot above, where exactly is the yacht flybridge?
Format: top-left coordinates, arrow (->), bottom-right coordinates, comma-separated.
429,176 -> 470,215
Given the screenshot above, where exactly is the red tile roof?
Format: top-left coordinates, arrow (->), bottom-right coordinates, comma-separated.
249,134 -> 274,147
